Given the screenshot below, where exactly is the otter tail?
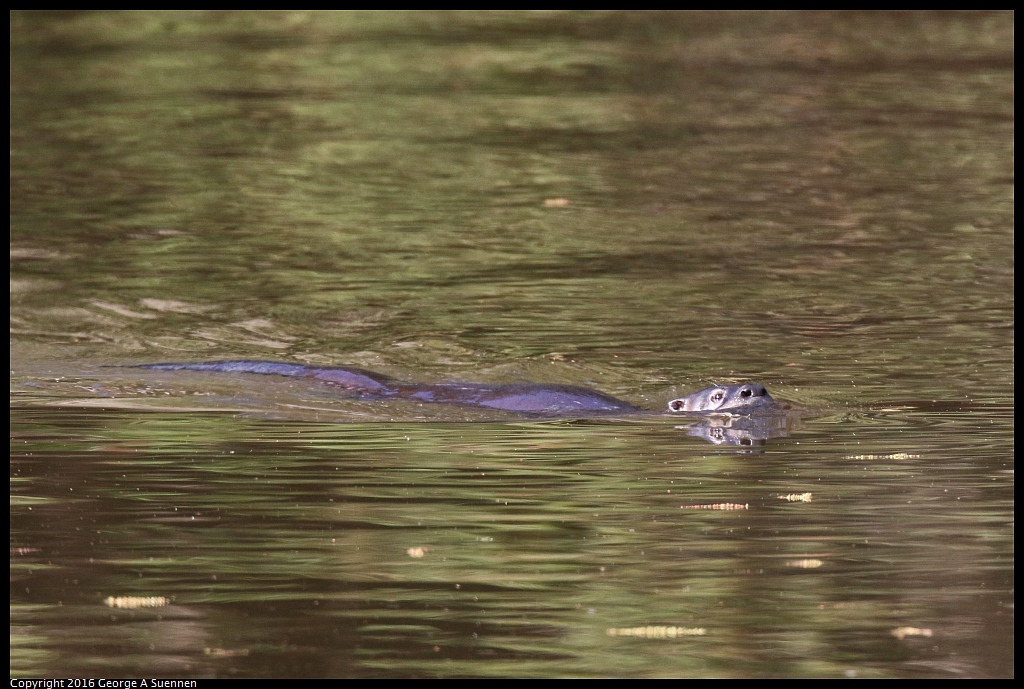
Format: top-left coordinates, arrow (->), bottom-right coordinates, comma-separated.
129,360 -> 398,394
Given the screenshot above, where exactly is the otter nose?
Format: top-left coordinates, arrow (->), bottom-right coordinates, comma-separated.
739,385 -> 767,398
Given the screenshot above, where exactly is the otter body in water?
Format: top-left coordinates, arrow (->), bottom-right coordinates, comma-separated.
131,360 -> 775,415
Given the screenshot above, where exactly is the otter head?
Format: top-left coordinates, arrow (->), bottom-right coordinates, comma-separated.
668,383 -> 773,413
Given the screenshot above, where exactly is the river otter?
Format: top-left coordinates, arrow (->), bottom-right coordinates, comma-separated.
130,360 -> 774,415
667,383 -> 773,413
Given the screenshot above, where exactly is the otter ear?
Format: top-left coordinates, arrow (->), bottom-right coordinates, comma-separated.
668,399 -> 685,412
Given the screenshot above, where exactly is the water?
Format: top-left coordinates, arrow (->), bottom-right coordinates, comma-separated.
10,11 -> 1013,677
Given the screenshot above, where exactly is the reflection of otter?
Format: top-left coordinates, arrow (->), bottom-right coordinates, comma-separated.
132,360 -> 776,415
678,411 -> 801,447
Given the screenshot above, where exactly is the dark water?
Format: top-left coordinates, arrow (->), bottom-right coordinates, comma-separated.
10,11 -> 1013,677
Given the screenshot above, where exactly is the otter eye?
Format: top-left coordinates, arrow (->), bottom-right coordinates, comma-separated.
711,392 -> 724,403
741,388 -> 752,398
